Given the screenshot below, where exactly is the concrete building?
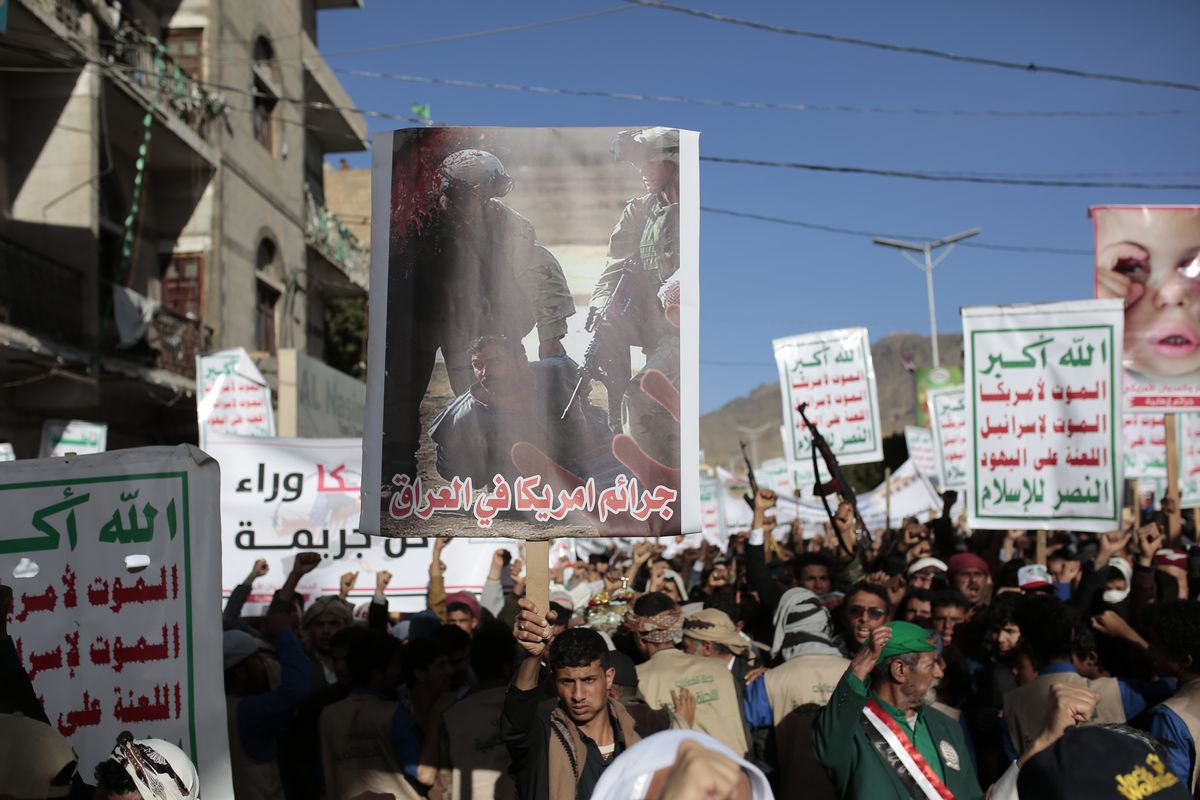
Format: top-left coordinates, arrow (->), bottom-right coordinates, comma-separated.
0,0 -> 369,455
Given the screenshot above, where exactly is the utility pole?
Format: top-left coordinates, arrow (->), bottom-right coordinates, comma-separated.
873,228 -> 981,368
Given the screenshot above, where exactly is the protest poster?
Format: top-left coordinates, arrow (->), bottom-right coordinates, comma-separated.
1123,414 -> 1169,479
858,460 -> 943,532
964,300 -> 1124,531
773,327 -> 883,469
915,366 -> 962,427
698,473 -> 728,548
1092,206 -> 1200,411
39,419 -> 107,458
1177,415 -> 1200,507
197,347 -> 275,448
209,434 -> 514,613
0,446 -> 231,796
755,457 -> 798,498
360,127 -> 699,539
929,387 -> 969,490
785,460 -> 942,537
904,426 -> 940,486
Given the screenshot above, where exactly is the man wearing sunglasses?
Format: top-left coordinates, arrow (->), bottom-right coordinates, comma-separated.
840,582 -> 891,658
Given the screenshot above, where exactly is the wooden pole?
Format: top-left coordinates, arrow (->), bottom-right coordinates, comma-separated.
1036,530 -> 1047,566
525,539 -> 551,620
1166,414 -> 1183,545
1129,479 -> 1140,529
884,467 -> 892,531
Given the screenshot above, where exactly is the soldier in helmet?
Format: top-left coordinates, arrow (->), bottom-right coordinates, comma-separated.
588,127 -> 681,469
382,147 -> 574,481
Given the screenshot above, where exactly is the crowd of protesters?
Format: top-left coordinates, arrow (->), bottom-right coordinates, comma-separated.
6,486 -> 1200,799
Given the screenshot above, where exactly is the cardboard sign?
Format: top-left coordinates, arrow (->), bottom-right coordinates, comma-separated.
360,127 -> 700,538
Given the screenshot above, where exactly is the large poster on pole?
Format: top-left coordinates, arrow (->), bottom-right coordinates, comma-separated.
209,434 -> 513,613
361,127 -> 699,539
0,446 -> 231,797
929,387 -> 968,490
1093,206 -> 1200,411
964,300 -> 1124,531
774,327 -> 883,468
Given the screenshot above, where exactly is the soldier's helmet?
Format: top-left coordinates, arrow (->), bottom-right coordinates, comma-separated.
438,149 -> 513,199
611,127 -> 679,165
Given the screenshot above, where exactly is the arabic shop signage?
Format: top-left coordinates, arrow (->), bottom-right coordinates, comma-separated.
0,446 -> 233,795
773,327 -> 884,468
963,300 -> 1124,532
39,419 -> 107,458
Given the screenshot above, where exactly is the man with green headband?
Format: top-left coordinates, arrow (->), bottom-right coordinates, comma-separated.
813,621 -> 981,799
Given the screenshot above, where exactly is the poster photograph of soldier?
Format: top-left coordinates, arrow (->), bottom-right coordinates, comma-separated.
1094,205 -> 1200,409
361,126 -> 699,539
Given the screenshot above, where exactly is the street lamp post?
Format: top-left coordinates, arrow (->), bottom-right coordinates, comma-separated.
736,422 -> 773,473
872,227 -> 981,369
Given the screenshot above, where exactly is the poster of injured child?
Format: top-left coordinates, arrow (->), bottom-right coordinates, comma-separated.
360,127 -> 699,539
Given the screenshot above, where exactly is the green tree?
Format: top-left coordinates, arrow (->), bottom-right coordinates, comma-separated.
324,296 -> 367,379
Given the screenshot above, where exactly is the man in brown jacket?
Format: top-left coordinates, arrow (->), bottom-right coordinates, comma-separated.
502,599 -> 640,800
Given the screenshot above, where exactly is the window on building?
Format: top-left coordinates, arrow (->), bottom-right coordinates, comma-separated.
255,238 -> 281,354
163,28 -> 204,81
251,35 -> 278,155
255,282 -> 279,355
161,253 -> 204,318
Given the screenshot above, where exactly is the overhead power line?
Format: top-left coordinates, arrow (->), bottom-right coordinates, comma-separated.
701,207 -> 1092,256
624,0 -> 1200,93
5,45 -> 1195,193
700,155 -> 1200,190
319,6 -> 636,59
334,68 -> 1200,119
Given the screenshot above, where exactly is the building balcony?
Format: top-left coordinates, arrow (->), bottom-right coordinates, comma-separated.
304,183 -> 369,291
101,16 -> 225,145
300,30 -> 368,154
0,236 -> 89,345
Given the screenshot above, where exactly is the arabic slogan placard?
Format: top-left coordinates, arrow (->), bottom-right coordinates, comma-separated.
197,347 -> 276,448
1178,415 -> 1200,507
774,327 -> 884,468
0,446 -> 231,796
209,434 -> 515,613
361,126 -> 700,539
929,388 -> 968,490
1123,414 -> 1168,480
698,474 -> 728,548
964,300 -> 1124,531
904,426 -> 940,486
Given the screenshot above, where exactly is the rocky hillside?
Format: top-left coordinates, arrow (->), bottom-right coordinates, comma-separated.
700,332 -> 964,469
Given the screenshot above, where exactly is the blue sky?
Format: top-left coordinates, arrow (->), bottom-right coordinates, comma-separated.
315,0 -> 1199,414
